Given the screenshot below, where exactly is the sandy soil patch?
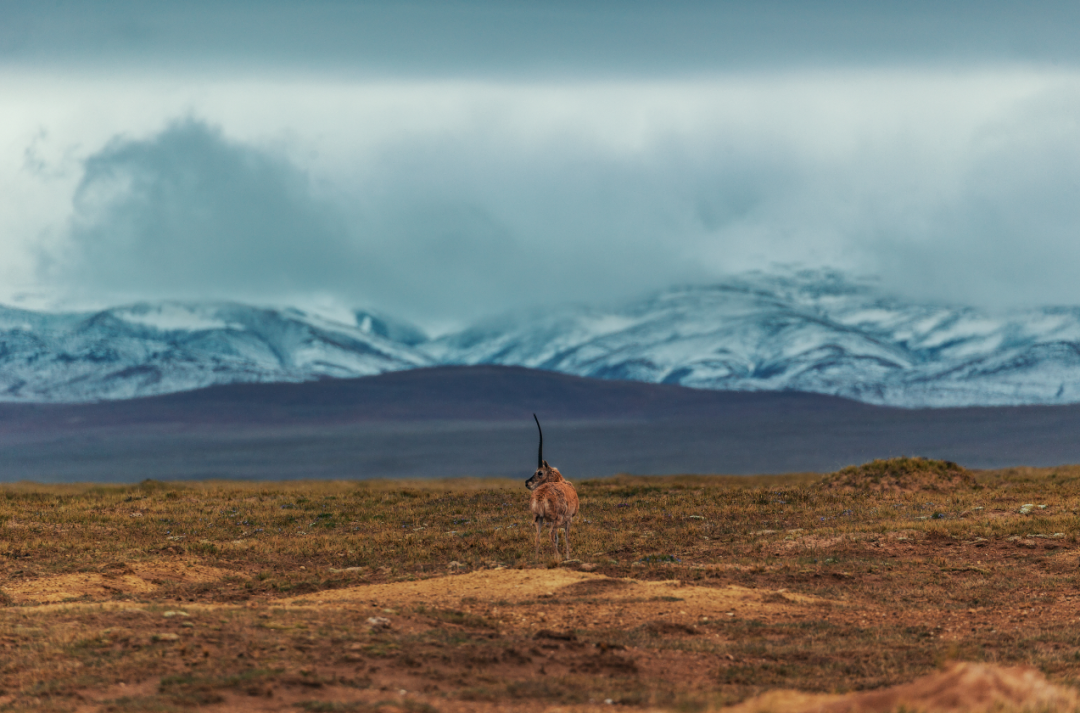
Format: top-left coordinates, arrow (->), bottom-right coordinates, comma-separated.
3,559 -> 235,604
286,569 -> 834,632
288,567 -> 592,606
722,662 -> 1078,713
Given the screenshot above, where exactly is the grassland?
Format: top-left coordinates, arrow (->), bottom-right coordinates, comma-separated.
2,460 -> 1080,712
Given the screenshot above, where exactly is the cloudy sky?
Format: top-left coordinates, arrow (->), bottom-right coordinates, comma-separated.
2,1 -> 1080,330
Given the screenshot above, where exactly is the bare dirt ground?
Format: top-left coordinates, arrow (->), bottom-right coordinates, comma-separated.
4,459 -> 1080,712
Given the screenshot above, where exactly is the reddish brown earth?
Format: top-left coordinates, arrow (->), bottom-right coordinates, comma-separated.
5,466 -> 1080,711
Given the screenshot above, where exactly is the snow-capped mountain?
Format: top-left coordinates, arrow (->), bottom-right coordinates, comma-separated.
6,270 -> 1080,406
426,271 -> 1080,408
0,302 -> 430,402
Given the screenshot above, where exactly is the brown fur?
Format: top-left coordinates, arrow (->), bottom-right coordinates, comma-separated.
525,461 -> 580,561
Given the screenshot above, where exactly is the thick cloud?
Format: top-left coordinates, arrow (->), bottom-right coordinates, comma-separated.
4,1 -> 1080,76
48,120 -> 361,303
46,115 -> 725,321
6,0 -> 1080,325
35,70 -> 1080,327
867,89 -> 1080,308
7,3 -> 1080,324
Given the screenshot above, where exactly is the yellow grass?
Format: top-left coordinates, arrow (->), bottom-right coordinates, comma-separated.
1,460 -> 1080,711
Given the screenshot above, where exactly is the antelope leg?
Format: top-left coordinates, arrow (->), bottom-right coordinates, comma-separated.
534,517 -> 543,562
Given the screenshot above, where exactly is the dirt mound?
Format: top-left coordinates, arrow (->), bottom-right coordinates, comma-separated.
286,569 -> 833,634
723,661 -> 1078,713
3,560 -> 234,604
819,457 -> 974,494
287,569 -> 826,613
290,567 -> 593,607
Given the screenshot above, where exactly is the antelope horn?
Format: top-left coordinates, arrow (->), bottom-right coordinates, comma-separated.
533,413 -> 543,469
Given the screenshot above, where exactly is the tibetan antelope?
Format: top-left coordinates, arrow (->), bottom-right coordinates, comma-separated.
525,414 -> 579,562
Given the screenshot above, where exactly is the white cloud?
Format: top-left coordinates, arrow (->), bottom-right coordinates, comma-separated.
2,69 -> 1079,322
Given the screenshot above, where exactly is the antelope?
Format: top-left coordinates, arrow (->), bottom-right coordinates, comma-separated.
525,414 -> 579,562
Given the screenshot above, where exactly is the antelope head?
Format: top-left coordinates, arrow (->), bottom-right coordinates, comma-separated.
525,414 -> 564,490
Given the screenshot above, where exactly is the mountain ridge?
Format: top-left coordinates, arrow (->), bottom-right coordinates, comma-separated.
5,271 -> 1080,407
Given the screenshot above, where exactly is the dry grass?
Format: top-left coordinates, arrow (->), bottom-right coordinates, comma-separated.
2,461 -> 1080,712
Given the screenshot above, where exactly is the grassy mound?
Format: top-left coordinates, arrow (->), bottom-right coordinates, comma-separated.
819,456 -> 975,494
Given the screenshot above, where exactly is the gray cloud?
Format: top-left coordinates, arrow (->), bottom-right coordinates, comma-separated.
47,119 -> 361,303
43,116 -> 788,324
339,120 -> 802,322
10,1 -> 1080,325
40,77 -> 1080,328
4,1 -> 1080,77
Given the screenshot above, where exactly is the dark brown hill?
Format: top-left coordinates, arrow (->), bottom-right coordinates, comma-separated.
2,366 -> 1080,482
0,365 -> 868,432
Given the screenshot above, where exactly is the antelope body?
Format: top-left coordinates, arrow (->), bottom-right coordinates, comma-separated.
525,415 -> 579,561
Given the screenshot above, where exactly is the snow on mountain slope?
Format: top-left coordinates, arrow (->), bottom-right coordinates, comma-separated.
424,271 -> 1080,407
6,271 -> 1080,406
0,302 -> 431,403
